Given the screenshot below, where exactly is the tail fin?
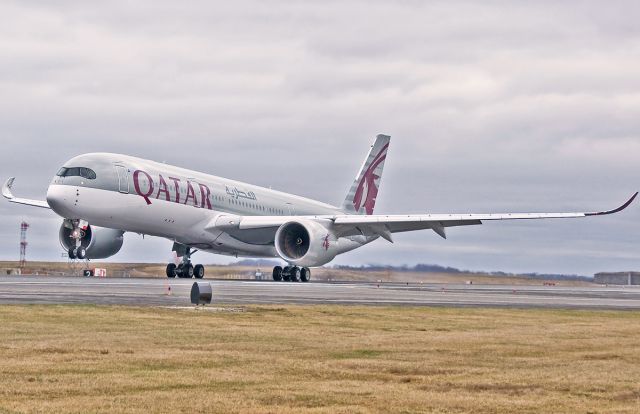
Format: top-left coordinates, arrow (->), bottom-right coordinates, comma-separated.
342,134 -> 390,215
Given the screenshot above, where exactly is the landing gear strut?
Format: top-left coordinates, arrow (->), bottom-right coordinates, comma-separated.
166,244 -> 205,279
66,219 -> 88,260
272,266 -> 310,283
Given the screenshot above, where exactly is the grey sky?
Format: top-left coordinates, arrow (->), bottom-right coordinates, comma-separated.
0,1 -> 638,275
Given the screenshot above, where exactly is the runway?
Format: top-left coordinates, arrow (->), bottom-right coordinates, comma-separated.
1,275 -> 640,309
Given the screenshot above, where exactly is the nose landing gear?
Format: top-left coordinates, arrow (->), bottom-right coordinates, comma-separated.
166,244 -> 205,279
66,219 -> 89,260
68,246 -> 87,260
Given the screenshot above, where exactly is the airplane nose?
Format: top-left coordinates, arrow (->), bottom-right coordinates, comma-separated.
46,184 -> 73,217
46,185 -> 61,210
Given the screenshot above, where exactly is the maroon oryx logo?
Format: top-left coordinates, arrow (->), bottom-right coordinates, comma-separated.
322,234 -> 330,251
353,143 -> 388,215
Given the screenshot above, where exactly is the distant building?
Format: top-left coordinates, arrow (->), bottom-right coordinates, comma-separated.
594,272 -> 640,285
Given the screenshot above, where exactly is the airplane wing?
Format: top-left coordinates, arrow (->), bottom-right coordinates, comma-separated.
2,178 -> 50,209
232,192 -> 638,240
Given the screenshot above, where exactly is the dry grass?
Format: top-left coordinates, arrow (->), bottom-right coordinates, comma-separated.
1,261 -> 593,286
0,305 -> 638,413
313,268 -> 594,286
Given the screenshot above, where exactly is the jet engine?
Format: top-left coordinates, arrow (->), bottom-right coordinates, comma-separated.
274,219 -> 338,267
59,223 -> 124,259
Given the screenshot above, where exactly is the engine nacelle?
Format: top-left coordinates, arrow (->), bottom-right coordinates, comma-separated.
59,223 -> 124,259
274,219 -> 338,267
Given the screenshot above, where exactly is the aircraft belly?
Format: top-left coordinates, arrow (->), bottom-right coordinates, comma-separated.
224,228 -> 276,245
51,185 -> 278,258
54,185 -> 212,240
198,232 -> 278,258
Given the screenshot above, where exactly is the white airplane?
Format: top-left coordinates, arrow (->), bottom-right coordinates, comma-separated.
3,135 -> 637,281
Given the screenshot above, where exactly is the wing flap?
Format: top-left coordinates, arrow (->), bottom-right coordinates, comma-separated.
333,212 -> 586,225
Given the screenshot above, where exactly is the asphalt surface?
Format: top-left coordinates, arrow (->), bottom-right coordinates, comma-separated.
1,275 -> 640,309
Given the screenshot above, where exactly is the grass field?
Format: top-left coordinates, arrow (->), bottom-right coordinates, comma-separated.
0,305 -> 638,413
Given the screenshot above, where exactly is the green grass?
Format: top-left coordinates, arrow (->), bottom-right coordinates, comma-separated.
0,305 -> 638,413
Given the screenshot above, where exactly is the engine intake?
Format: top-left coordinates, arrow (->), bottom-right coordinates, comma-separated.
59,223 -> 124,259
276,222 -> 310,260
274,220 -> 337,267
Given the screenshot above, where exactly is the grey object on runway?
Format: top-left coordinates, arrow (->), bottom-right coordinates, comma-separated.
1,276 -> 640,310
191,282 -> 213,305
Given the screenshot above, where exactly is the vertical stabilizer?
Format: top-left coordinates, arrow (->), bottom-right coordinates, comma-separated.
342,134 -> 390,215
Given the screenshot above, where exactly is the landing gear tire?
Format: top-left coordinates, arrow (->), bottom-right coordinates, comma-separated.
166,263 -> 177,278
300,267 -> 311,283
76,247 -> 87,260
290,267 -> 301,282
172,244 -> 200,279
282,266 -> 291,282
68,248 -> 77,260
272,266 -> 283,281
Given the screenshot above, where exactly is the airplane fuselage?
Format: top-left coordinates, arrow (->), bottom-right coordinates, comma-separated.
45,153 -> 370,259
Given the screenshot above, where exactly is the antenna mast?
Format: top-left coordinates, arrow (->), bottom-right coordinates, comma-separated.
19,221 -> 29,268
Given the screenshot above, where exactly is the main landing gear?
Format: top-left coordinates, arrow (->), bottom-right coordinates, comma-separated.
272,266 -> 311,283
166,245 -> 205,279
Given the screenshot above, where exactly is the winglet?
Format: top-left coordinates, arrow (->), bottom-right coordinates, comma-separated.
585,192 -> 638,216
2,177 -> 50,209
2,177 -> 16,200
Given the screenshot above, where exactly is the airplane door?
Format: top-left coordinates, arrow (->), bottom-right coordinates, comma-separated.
115,165 -> 129,194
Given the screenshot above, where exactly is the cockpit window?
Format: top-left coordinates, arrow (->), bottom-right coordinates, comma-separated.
56,167 -> 97,180
80,168 -> 97,179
